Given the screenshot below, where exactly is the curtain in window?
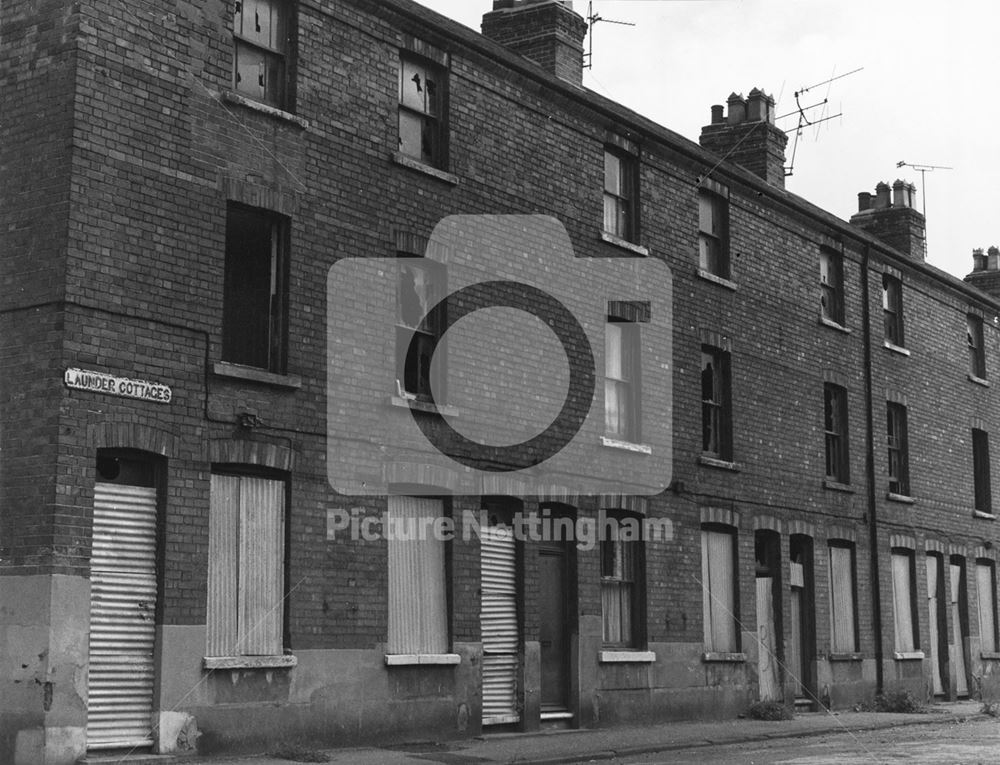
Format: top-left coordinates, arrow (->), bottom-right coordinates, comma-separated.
891,552 -> 916,652
601,539 -> 634,645
388,496 -> 448,654
701,529 -> 737,652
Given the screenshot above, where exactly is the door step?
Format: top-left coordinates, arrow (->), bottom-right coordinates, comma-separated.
540,708 -> 573,729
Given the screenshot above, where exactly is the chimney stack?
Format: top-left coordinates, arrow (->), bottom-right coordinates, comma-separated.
482,0 -> 588,85
849,180 -> 926,262
699,88 -> 788,188
966,246 -> 1000,300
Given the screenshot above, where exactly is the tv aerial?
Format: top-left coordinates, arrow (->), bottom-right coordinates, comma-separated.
779,67 -> 863,177
583,1 -> 635,70
895,161 -> 953,218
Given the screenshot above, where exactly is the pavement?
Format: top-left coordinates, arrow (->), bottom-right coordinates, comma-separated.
87,700 -> 989,765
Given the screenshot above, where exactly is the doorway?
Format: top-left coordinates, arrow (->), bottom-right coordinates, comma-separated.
481,500 -> 521,727
788,535 -> 816,706
950,557 -> 970,697
538,539 -> 572,717
754,531 -> 782,701
926,554 -> 947,696
87,452 -> 160,751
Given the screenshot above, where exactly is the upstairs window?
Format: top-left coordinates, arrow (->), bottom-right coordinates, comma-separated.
603,149 -> 638,243
223,204 -> 288,373
701,346 -> 732,460
883,274 -> 904,347
605,320 -> 640,442
398,55 -> 446,168
824,383 -> 849,483
886,402 -> 910,496
396,258 -> 444,401
968,314 -> 986,380
973,428 -> 992,515
698,190 -> 729,278
233,0 -> 290,108
820,249 -> 844,325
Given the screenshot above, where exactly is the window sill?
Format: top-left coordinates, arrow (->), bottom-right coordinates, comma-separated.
203,655 -> 297,670
824,479 -> 855,493
221,90 -> 309,129
388,395 -> 460,418
893,651 -> 925,661
968,373 -> 990,388
828,652 -> 863,662
818,316 -> 852,334
695,268 -> 737,291
974,510 -> 997,520
212,362 -> 302,390
887,492 -> 915,505
702,652 -> 746,663
599,650 -> 656,663
599,230 -> 649,257
391,151 -> 459,185
883,340 -> 910,357
600,436 -> 652,455
698,454 -> 739,472
981,652 -> 1000,660
384,653 -> 461,666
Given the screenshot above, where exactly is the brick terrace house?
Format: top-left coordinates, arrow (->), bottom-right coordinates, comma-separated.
4,0 -> 1000,762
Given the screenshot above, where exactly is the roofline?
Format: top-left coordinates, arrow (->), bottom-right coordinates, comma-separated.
353,0 -> 995,310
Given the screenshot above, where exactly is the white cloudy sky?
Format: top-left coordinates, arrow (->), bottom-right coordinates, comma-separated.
417,0 -> 999,280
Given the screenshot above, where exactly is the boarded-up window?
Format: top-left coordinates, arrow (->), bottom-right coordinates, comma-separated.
207,473 -> 286,657
891,550 -> 918,652
977,560 -> 998,654
388,496 -> 448,654
702,527 -> 738,652
828,542 -> 857,653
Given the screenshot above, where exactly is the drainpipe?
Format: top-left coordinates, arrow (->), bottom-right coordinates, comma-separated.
861,243 -> 884,692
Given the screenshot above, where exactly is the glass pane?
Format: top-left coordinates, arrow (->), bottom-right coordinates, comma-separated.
698,192 -> 715,234
398,109 -> 423,159
400,58 -> 428,112
699,234 -> 717,273
604,152 -> 621,195
603,194 -> 620,236
605,381 -> 620,435
605,323 -> 622,378
234,42 -> 267,101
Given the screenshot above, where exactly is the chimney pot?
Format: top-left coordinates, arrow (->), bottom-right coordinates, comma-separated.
892,179 -> 907,208
746,87 -> 774,124
726,93 -> 746,125
700,88 -> 788,188
711,104 -> 724,124
874,182 -> 891,209
973,248 -> 987,271
858,192 -> 872,212
990,249 -> 1000,271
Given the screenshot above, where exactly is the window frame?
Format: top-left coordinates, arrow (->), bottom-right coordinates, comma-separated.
232,0 -> 292,109
395,256 -> 445,402
600,515 -> 644,648
605,319 -> 641,442
701,525 -> 739,653
698,189 -> 729,278
222,203 -> 289,374
828,541 -> 859,653
890,548 -> 919,653
603,147 -> 639,243
824,383 -> 850,483
398,53 -> 447,169
882,273 -> 905,347
968,313 -> 986,380
886,402 -> 910,496
973,428 -> 993,514
701,345 -> 732,460
206,469 -> 289,661
820,248 -> 845,325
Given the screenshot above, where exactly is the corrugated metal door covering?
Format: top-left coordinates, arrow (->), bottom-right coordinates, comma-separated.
87,483 -> 157,750
481,525 -> 519,725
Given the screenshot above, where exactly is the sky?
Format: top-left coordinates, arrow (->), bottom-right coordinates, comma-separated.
416,0 -> 999,281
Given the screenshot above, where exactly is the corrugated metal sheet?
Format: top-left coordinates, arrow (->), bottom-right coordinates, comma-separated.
207,474 -> 285,657
87,483 -> 157,750
387,496 -> 448,654
481,525 -> 519,724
